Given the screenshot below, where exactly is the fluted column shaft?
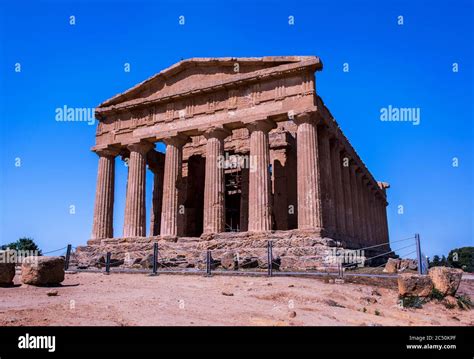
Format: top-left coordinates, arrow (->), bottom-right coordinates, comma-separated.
123,142 -> 153,237
375,196 -> 384,245
203,128 -> 229,234
295,114 -> 323,230
318,126 -> 336,235
330,140 -> 346,238
247,119 -> 275,232
381,199 -> 389,244
363,179 -> 373,244
369,188 -> 378,244
160,135 -> 188,237
349,163 -> 361,241
356,171 -> 367,243
341,153 -> 354,238
91,150 -> 116,239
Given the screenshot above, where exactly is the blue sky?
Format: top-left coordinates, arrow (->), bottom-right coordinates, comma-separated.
0,0 -> 472,258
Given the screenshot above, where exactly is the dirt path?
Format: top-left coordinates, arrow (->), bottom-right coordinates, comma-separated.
0,272 -> 472,326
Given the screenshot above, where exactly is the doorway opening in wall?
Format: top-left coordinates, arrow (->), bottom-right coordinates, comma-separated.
225,168 -> 241,232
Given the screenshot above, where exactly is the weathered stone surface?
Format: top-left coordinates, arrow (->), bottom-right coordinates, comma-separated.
383,258 -> 399,273
0,262 -> 15,285
399,259 -> 417,271
443,295 -> 458,308
429,267 -> 463,296
21,256 -> 65,286
383,258 -> 417,273
220,252 -> 237,270
398,273 -> 433,297
239,256 -> 259,269
73,230 -> 354,272
140,254 -> 154,269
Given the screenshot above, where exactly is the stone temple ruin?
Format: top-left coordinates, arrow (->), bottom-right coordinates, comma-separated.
75,56 -> 391,271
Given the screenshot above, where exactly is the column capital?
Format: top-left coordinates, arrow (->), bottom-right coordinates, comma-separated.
292,111 -> 321,126
245,118 -> 276,134
94,147 -> 120,158
127,141 -> 154,155
162,134 -> 189,147
203,126 -> 231,140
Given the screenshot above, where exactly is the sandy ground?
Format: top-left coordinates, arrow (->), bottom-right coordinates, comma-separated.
0,272 -> 473,326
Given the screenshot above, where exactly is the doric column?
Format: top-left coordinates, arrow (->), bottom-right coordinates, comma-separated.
294,113 -> 323,231
318,125 -> 336,235
246,119 -> 276,232
373,195 -> 382,245
330,140 -> 346,238
381,198 -> 389,245
123,142 -> 154,237
356,170 -> 367,244
377,195 -> 386,245
349,162 -> 361,242
91,148 -> 117,240
377,182 -> 390,246
149,166 -> 164,236
160,135 -> 188,237
203,127 -> 230,234
362,177 -> 373,245
341,152 -> 354,239
368,186 -> 378,244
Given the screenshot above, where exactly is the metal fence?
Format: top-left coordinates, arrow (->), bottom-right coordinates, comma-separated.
41,233 -> 426,279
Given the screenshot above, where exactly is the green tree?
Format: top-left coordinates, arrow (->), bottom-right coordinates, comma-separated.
440,255 -> 447,266
430,255 -> 441,267
1,237 -> 42,255
447,247 -> 474,273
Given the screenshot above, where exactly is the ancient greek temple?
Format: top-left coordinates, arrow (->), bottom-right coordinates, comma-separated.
83,56 -> 390,270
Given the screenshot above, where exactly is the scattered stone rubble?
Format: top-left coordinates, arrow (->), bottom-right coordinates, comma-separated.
397,266 -> 465,304
383,258 -> 417,273
21,256 -> 65,286
0,262 -> 15,286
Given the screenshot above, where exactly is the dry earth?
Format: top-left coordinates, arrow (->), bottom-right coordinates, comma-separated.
0,272 -> 473,326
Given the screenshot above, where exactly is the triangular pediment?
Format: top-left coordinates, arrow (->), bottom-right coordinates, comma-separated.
97,56 -> 321,112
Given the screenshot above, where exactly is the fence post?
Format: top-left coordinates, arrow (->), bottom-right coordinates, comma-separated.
105,252 -> 111,275
415,233 -> 422,275
205,250 -> 212,277
267,241 -> 273,277
64,244 -> 72,270
151,242 -> 158,275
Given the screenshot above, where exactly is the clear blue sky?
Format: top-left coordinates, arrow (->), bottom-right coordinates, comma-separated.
0,0 -> 472,259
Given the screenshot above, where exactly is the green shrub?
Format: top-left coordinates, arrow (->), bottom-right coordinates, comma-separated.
400,295 -> 425,309
456,295 -> 472,310
429,288 -> 445,301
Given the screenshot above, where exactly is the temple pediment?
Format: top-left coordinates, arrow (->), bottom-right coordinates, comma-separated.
96,56 -> 322,115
